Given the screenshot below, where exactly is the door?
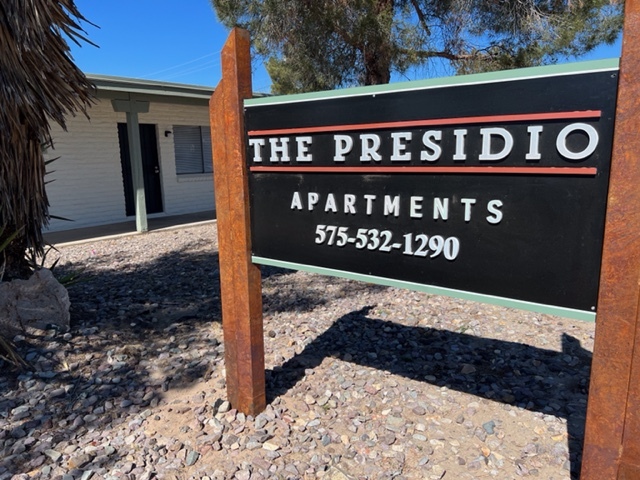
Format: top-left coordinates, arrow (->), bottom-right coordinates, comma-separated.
118,123 -> 163,216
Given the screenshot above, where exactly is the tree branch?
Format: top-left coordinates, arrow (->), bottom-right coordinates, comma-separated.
406,49 -> 473,61
409,0 -> 431,35
403,42 -> 513,63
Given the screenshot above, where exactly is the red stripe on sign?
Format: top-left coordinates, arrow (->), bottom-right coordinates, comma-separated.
247,111 -> 602,136
249,166 -> 598,175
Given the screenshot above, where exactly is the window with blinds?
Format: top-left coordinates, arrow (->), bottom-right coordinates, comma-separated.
173,125 -> 214,175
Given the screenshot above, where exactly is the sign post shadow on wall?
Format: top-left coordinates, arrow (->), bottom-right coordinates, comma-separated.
210,5 -> 640,476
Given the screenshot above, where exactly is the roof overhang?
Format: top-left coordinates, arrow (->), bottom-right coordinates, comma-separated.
87,73 -> 215,106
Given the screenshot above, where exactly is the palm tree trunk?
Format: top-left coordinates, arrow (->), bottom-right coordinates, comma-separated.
1,226 -> 29,281
1,0 -> 94,282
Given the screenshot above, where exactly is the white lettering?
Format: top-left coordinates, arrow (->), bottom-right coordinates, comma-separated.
364,194 -> 377,215
461,198 -> 477,222
421,130 -> 442,162
453,129 -> 467,161
334,135 -> 353,162
344,194 -> 357,214
290,191 -> 303,210
384,195 -> 401,217
556,123 -> 599,160
486,199 -> 503,224
308,192 -> 319,210
526,126 -> 543,161
479,128 -> 514,162
324,193 -> 338,212
248,138 -> 265,163
391,132 -> 412,162
291,191 -> 505,226
360,134 -> 382,162
433,198 -> 449,220
410,196 -> 423,218
296,136 -> 313,162
269,137 -> 290,163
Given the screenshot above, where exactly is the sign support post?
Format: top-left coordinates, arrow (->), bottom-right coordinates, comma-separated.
210,28 -> 266,415
209,16 -> 640,468
581,3 -> 640,479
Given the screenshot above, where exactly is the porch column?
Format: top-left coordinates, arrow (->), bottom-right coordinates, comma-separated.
112,98 -> 150,232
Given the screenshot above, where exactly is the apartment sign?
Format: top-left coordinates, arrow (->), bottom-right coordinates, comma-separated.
244,63 -> 618,319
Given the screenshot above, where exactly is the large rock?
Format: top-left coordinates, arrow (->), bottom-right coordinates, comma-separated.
0,268 -> 70,335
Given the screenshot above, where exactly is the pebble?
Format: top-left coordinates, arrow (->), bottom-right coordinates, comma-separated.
482,420 -> 496,435
50,388 -> 66,398
67,453 -> 93,470
412,406 -> 427,415
186,450 -> 200,466
10,428 -> 26,439
44,449 -> 62,462
254,415 -> 268,429
460,364 -> 477,374
474,427 -> 488,442
262,441 -> 280,451
0,223 -> 594,480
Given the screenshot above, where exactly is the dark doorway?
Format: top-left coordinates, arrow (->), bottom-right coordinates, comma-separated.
118,123 -> 163,216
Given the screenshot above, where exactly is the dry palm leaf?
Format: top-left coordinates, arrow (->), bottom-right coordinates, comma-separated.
0,0 -> 95,278
0,334 -> 28,370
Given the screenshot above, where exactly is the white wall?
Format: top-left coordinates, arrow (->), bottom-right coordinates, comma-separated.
148,102 -> 215,216
45,102 -> 127,232
45,98 -> 215,232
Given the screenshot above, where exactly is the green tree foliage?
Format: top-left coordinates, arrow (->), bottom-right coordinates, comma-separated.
212,0 -> 623,94
0,0 -> 94,280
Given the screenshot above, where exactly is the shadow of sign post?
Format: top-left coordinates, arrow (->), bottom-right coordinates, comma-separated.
210,6 -> 640,475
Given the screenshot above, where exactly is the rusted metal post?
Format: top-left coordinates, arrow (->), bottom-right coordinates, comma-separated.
581,4 -> 640,479
209,28 -> 266,415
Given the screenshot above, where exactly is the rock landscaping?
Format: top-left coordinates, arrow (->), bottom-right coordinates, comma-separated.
0,222 -> 594,479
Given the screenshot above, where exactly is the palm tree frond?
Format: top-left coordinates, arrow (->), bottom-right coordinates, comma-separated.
0,0 -> 95,280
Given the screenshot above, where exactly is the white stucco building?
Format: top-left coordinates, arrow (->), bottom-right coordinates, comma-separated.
45,74 -> 216,233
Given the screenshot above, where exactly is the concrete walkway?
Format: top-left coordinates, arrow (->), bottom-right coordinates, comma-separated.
44,210 -> 216,246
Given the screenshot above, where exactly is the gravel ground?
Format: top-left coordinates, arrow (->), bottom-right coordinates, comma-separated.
0,222 -> 595,480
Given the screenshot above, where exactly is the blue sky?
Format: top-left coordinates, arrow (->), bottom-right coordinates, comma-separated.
69,0 -> 273,92
69,0 -> 622,93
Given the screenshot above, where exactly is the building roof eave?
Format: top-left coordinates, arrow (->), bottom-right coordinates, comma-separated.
87,73 -> 215,102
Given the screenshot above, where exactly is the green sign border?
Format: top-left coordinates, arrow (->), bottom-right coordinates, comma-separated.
253,256 -> 596,321
246,58 -> 619,108
248,59 -> 620,321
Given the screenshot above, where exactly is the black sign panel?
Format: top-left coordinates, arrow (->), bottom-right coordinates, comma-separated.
245,66 -> 618,316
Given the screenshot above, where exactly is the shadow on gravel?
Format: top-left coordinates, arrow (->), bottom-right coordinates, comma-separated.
0,244 -> 374,477
0,241 -> 589,479
266,306 -> 591,479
